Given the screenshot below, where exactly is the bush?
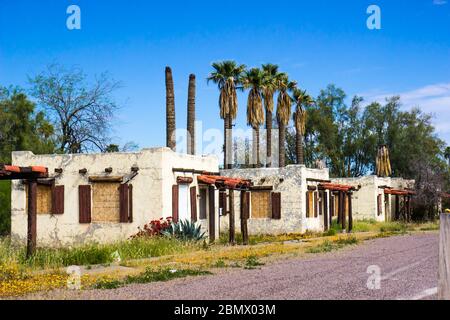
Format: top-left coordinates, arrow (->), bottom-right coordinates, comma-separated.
131,217 -> 173,238
0,181 -> 11,236
163,220 -> 206,242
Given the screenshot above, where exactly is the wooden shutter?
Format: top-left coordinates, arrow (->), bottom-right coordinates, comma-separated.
271,192 -> 281,220
208,186 -> 216,241
314,192 -> 319,218
51,185 -> 64,215
128,184 -> 133,223
190,186 -> 197,222
119,184 -> 129,223
79,185 -> 91,224
172,185 -> 179,223
306,191 -> 310,218
319,191 -> 323,216
323,191 -> 329,230
219,191 -> 227,216
377,194 -> 382,216
240,191 -> 250,219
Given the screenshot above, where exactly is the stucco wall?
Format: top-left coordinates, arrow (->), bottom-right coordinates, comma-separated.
331,176 -> 415,222
11,148 -> 219,246
219,166 -> 330,235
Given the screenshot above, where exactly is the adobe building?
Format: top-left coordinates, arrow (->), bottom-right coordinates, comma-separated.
331,176 -> 415,222
219,166 -> 357,236
8,148 -> 220,246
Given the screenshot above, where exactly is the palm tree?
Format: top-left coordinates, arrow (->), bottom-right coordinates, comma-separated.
445,146 -> 450,167
165,67 -> 176,151
207,61 -> 246,169
275,74 -> 297,167
292,89 -> 313,165
187,74 -> 196,155
261,64 -> 280,167
242,68 -> 265,168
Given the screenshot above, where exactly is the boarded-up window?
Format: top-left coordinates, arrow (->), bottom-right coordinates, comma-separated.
251,191 -> 271,219
306,191 -> 315,218
37,185 -> 52,214
334,194 -> 339,217
199,188 -> 207,220
92,183 -> 120,223
271,193 -> 281,220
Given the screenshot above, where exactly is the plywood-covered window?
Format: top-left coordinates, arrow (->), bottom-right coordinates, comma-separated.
92,183 -> 120,223
37,185 -> 52,214
306,191 -> 315,218
251,191 -> 271,219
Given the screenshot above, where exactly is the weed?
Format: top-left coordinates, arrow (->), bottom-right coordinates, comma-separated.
244,255 -> 265,269
126,267 -> 211,284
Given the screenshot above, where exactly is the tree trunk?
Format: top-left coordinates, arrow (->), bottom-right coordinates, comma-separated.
296,130 -> 304,165
165,67 -> 176,151
266,110 -> 272,167
187,74 -> 196,155
224,114 -> 233,169
279,122 -> 286,167
252,127 -> 260,168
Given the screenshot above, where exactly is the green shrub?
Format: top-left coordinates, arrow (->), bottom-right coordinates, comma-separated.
244,255 -> 265,269
126,267 -> 211,284
0,181 -> 11,236
307,236 -> 359,254
163,220 -> 206,241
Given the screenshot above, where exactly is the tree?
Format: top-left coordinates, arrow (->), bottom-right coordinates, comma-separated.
242,68 -> 265,167
187,74 -> 196,155
445,146 -> 450,167
292,89 -> 313,165
275,74 -> 296,167
207,61 -> 246,169
261,64 -> 280,167
29,64 -> 121,154
165,67 -> 176,151
0,87 -> 55,235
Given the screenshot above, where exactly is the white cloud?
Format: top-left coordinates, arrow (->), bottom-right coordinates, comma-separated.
433,0 -> 447,5
361,83 -> 450,145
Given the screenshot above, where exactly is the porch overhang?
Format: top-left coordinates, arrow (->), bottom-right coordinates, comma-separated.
384,188 -> 415,196
318,183 -> 356,192
197,175 -> 252,191
0,164 -> 48,180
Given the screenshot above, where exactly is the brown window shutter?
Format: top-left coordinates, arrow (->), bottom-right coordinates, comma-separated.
208,186 -> 216,241
172,185 -> 179,223
79,185 -> 91,224
377,194 -> 382,216
219,191 -> 227,216
240,191 -> 250,219
190,186 -> 197,222
119,184 -> 130,223
271,192 -> 281,220
51,185 -> 64,215
128,184 -> 133,223
314,192 -> 319,218
306,192 -> 310,218
319,191 -> 323,216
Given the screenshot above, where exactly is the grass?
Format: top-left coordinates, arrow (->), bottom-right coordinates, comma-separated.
94,267 -> 211,290
306,236 -> 359,254
244,255 -> 265,269
0,237 -> 201,270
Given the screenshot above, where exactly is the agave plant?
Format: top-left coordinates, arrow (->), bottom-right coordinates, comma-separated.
163,219 -> 206,242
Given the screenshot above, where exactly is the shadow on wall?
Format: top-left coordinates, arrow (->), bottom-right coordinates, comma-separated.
0,181 -> 11,236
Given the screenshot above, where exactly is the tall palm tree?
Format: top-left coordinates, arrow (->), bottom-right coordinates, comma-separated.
207,61 -> 246,169
165,67 -> 176,151
242,68 -> 265,168
275,74 -> 297,167
292,89 -> 314,165
187,74 -> 196,155
261,64 -> 280,167
445,146 -> 450,167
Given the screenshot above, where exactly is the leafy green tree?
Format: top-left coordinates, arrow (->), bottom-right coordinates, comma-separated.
0,87 -> 55,235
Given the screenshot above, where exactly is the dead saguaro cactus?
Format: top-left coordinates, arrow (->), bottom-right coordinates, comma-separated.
376,145 -> 392,177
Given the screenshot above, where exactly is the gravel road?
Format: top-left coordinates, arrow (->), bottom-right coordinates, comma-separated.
32,233 -> 439,300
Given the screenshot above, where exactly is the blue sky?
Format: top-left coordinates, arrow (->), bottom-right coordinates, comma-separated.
1,0 -> 449,154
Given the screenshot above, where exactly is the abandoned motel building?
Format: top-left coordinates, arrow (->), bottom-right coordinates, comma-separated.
0,147 -> 417,247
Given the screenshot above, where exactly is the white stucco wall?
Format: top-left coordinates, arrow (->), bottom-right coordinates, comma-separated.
331,176 -> 415,222
11,148 -> 219,246
220,166 -> 330,235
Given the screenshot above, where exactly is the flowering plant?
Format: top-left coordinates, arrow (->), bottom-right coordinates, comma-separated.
131,217 -> 173,238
